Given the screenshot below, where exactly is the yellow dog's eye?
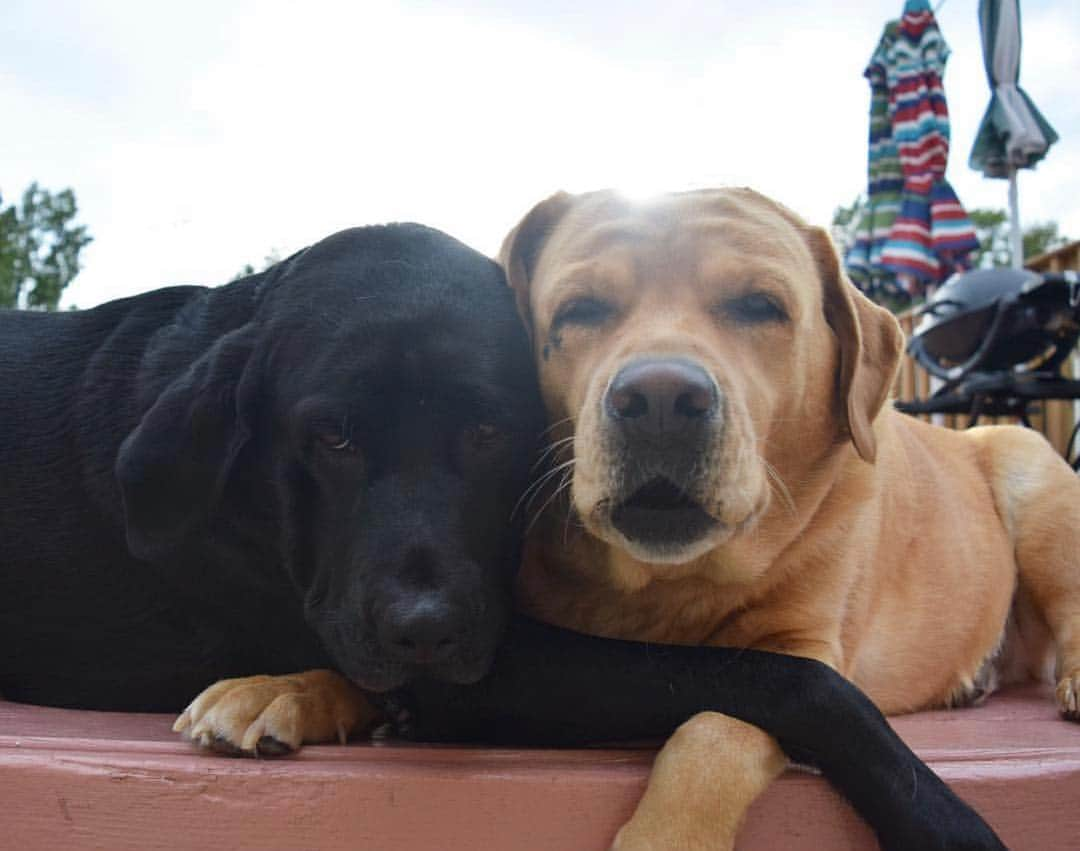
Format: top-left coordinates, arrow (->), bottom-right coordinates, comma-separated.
552,296 -> 615,331
717,292 -> 788,325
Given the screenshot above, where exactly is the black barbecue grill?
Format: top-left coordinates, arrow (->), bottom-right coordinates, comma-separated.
896,267 -> 1080,470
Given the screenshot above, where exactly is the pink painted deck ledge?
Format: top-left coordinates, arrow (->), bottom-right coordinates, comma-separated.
2,684 -> 1079,850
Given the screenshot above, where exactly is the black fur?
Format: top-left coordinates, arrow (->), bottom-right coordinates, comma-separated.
0,224 -> 1001,849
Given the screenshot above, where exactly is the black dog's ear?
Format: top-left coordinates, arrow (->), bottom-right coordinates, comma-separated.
116,323 -> 262,560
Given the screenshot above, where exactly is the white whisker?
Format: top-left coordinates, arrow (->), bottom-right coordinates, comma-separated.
512,458 -> 577,519
531,435 -> 576,473
761,457 -> 796,518
527,460 -> 576,534
537,416 -> 574,439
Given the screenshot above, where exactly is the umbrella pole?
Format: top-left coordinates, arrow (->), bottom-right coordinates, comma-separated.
1008,165 -> 1024,269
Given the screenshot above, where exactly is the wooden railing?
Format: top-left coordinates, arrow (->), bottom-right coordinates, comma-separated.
891,240 -> 1079,460
1028,240 -> 1080,275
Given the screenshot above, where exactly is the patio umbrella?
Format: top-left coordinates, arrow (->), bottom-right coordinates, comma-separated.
845,21 -> 904,295
847,0 -> 979,298
968,0 -> 1058,269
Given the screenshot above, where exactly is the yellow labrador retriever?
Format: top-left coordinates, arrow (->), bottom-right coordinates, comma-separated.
499,186 -> 1080,848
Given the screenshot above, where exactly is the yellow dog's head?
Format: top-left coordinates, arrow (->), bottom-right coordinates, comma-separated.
500,188 -> 902,568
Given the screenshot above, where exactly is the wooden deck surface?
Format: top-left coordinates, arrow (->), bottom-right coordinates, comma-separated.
2,684 -> 1079,849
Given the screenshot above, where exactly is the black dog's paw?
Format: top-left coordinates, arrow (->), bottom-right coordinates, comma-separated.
174,670 -> 380,756
368,692 -> 417,743
367,680 -> 489,744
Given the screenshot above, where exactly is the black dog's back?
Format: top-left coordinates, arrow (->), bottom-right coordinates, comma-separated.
0,285 -> 313,708
0,289 -> 202,515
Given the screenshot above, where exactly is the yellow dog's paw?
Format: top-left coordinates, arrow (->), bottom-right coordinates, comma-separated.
173,669 -> 380,756
609,712 -> 785,851
1057,671 -> 1080,721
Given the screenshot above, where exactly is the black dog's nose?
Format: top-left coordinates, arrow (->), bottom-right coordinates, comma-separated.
378,597 -> 462,666
605,358 -> 718,437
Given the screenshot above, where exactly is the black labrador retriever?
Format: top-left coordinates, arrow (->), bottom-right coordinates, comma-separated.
0,224 -> 1002,850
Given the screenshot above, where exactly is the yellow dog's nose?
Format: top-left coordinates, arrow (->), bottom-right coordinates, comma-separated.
605,358 -> 718,439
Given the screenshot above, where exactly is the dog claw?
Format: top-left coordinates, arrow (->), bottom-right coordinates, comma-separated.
209,735 -> 244,756
1057,675 -> 1080,720
255,735 -> 292,757
172,710 -> 191,733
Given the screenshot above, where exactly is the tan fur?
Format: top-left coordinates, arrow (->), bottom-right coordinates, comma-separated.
174,669 -> 379,754
501,187 -> 1080,849
611,714 -> 786,851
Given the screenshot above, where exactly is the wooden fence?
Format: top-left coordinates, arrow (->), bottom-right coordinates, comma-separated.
891,240 -> 1079,461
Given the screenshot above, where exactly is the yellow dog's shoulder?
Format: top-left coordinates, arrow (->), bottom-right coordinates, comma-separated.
956,422 -> 1077,533
963,420 -> 1057,454
962,422 -> 1068,481
886,412 -> 1060,474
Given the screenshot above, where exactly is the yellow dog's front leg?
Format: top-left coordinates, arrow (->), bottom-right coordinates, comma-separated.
611,712 -> 786,851
174,669 -> 381,756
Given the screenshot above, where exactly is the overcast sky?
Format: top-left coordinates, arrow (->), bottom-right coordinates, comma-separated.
3,0 -> 1078,308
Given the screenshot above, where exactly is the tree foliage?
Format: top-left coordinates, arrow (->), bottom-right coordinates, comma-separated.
0,183 -> 93,310
969,208 -> 1010,269
1022,220 -> 1068,262
962,208 -> 1067,270
232,249 -> 282,282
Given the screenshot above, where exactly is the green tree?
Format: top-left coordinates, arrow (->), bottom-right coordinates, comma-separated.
0,183 -> 93,310
968,208 -> 1068,269
232,249 -> 282,281
969,208 -> 1010,269
830,195 -> 865,256
1023,220 -> 1068,261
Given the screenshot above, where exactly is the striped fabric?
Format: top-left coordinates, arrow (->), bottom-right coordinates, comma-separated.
847,0 -> 978,293
846,21 -> 903,285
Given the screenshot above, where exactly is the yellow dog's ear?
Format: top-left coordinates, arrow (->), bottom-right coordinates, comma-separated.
805,227 -> 903,464
498,191 -> 574,336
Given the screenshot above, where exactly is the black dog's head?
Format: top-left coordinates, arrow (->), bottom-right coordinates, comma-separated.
116,224 -> 544,691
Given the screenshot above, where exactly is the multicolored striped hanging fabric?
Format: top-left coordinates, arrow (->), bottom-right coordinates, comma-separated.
846,21 -> 904,287
847,0 -> 978,293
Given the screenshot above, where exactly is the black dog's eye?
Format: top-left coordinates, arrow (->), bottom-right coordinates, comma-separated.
552,296 -> 615,330
466,422 -> 503,449
717,292 -> 789,325
317,433 -> 360,456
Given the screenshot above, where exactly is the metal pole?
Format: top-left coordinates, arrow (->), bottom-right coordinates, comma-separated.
1008,165 -> 1023,269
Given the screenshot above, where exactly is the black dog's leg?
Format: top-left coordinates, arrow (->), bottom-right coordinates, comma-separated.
390,616 -> 1005,851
